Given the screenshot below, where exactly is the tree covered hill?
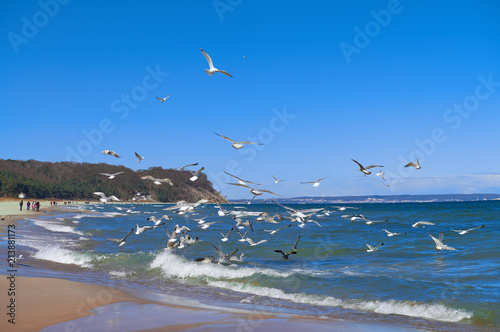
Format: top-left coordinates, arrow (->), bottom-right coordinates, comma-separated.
0,159 -> 227,203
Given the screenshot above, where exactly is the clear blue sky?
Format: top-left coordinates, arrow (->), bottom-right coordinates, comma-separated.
1,0 -> 500,199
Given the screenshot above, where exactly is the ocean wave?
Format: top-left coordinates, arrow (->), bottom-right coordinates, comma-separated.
33,220 -> 84,235
207,281 -> 473,323
33,245 -> 94,267
150,250 -> 291,281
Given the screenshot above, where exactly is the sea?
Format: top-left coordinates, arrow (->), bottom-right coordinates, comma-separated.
4,200 -> 500,331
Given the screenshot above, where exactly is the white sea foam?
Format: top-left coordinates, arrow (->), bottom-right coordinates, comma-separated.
207,281 -> 472,323
33,220 -> 84,235
33,245 -> 94,267
109,271 -> 128,278
150,250 -> 291,280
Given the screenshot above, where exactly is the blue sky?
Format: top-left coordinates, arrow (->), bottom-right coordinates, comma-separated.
1,0 -> 500,199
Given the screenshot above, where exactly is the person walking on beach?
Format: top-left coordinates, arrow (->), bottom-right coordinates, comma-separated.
19,200 -> 23,211
36,201 -> 40,212
27,201 -> 31,210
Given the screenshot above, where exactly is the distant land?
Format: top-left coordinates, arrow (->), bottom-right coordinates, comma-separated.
230,193 -> 500,204
0,159 -> 227,203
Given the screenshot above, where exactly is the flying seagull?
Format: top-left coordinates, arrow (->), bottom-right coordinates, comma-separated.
169,163 -> 199,171
264,223 -> 292,235
300,176 -> 329,187
155,95 -> 170,102
211,243 -> 239,263
272,175 -> 285,183
376,170 -> 386,180
201,48 -> 233,77
93,192 -> 120,203
135,152 -> 144,163
141,175 -> 177,187
214,132 -> 262,150
118,228 -> 134,247
405,159 -> 421,169
274,250 -> 297,260
451,225 -> 485,235
135,223 -> 154,235
99,172 -> 125,180
351,159 -> 383,175
219,228 -> 234,242
102,150 -> 121,158
189,167 -> 205,182
246,238 -> 268,246
225,171 -> 261,185
382,229 -> 407,237
412,221 -> 435,228
428,232 -> 459,251
228,183 -> 281,201
366,243 -> 384,252
290,235 -> 301,250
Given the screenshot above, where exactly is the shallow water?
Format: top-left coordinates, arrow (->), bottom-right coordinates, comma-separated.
4,200 -> 500,331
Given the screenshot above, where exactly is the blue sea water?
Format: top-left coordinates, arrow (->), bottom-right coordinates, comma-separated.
5,200 -> 500,331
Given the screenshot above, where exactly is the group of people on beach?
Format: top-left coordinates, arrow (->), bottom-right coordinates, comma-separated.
19,200 -> 41,212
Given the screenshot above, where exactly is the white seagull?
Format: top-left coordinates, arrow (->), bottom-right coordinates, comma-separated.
300,176 -> 329,187
118,228 -> 134,247
376,170 -> 386,180
135,223 -> 153,235
99,172 -> 125,180
147,215 -> 171,227
272,175 -> 285,183
428,232 -> 459,251
102,150 -> 121,158
135,152 -> 144,163
93,192 -> 120,203
155,95 -> 170,102
246,238 -> 268,246
141,175 -> 177,187
352,159 -> 383,175
201,48 -> 233,77
412,221 -> 435,228
366,243 -> 384,252
189,167 -> 205,182
228,183 -> 280,201
169,163 -> 199,171
264,223 -> 292,235
451,225 -> 485,235
219,228 -> 234,242
214,132 -> 262,150
382,229 -> 407,237
405,159 -> 421,169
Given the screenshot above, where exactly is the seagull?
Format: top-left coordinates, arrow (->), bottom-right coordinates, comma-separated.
451,225 -> 485,235
201,48 -> 233,77
376,170 -> 386,180
274,250 -> 297,260
405,159 -> 421,169
272,175 -> 285,184
214,132 -> 262,150
192,213 -> 214,224
219,228 -> 234,242
382,229 -> 407,237
234,227 -> 251,242
428,232 -> 459,251
351,159 -> 383,175
228,183 -> 280,201
135,152 -> 145,163
118,228 -> 134,247
225,171 -> 261,185
246,238 -> 268,246
101,150 -> 121,158
93,192 -> 120,203
155,95 -> 170,102
211,244 -> 239,263
141,175 -> 177,187
300,176 -> 329,187
366,243 -> 384,252
359,215 -> 388,225
198,220 -> 224,230
135,223 -> 153,235
195,256 -> 216,264
174,225 -> 191,234
264,223 -> 292,235
290,235 -> 301,250
216,204 -> 232,216
99,172 -> 125,180
412,221 -> 435,228
256,212 -> 283,223
169,163 -> 199,171
147,215 -> 171,227
189,167 -> 205,182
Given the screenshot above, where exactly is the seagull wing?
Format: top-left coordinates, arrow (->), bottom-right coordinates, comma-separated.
193,167 -> 205,177
99,173 -> 112,177
404,162 -> 416,168
428,233 -> 443,247
201,48 -> 214,69
351,159 -> 364,170
274,250 -> 286,257
110,151 -> 121,158
228,182 -> 252,189
112,172 -> 125,176
120,228 -> 134,242
258,188 -> 281,196
135,152 -> 143,160
93,192 -> 106,199
316,175 -> 330,182
227,248 -> 239,258
108,195 -> 121,202
214,131 -> 236,144
238,141 -> 262,145
365,165 -> 384,170
217,70 -> 233,78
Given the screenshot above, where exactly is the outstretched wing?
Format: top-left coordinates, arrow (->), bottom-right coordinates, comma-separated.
217,70 -> 233,78
352,159 -> 364,169
365,165 -> 384,170
214,131 -> 236,144
259,188 -> 281,196
201,48 -> 214,69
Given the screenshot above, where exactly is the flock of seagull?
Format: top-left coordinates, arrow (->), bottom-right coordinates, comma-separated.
93,48 -> 485,264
